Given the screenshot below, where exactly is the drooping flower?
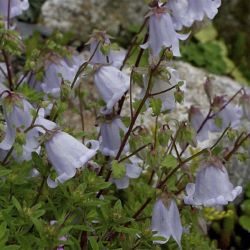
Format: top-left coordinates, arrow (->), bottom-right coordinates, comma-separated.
141,2 -> 189,57
0,93 -> 36,151
186,0 -> 221,24
40,54 -> 82,97
142,67 -> 184,112
152,198 -> 182,248
45,131 -> 99,188
112,156 -> 142,189
0,0 -> 29,19
184,162 -> 242,207
0,92 -> 56,161
167,0 -> 191,30
210,96 -> 242,132
99,117 -> 128,157
188,106 -> 211,142
88,31 -> 125,68
93,65 -> 129,112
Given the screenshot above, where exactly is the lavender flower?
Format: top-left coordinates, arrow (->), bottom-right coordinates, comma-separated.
45,131 -> 99,188
184,162 -> 242,207
88,31 -> 125,68
210,97 -> 242,132
93,65 -> 129,112
0,93 -> 57,161
0,93 -> 36,151
153,67 -> 183,111
152,198 -> 182,248
167,0 -> 191,30
188,106 -> 211,142
40,55 -> 82,97
186,0 -> 221,24
0,0 -> 29,19
141,3 -> 189,57
99,117 -> 128,157
112,156 -> 142,189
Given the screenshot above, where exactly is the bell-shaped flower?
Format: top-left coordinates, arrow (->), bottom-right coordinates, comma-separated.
0,0 -> 29,19
45,131 -> 99,188
184,162 -> 242,207
88,31 -> 125,68
40,54 -> 82,97
188,106 -> 211,142
154,67 -> 183,111
142,67 -> 183,112
167,0 -> 191,30
88,31 -> 112,65
210,96 -> 242,132
99,117 -> 128,157
112,156 -> 142,189
152,198 -> 182,248
186,0 -> 221,24
141,3 -> 189,57
0,93 -> 56,161
0,93 -> 35,151
93,65 -> 129,111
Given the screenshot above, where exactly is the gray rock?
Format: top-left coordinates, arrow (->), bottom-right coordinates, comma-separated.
41,0 -> 147,39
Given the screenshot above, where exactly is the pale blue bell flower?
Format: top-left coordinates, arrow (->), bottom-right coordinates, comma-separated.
100,117 -> 128,157
46,131 -> 99,188
141,4 -> 189,57
152,198 -> 183,249
112,156 -> 142,189
188,106 -> 211,142
93,65 -> 129,111
184,163 -> 242,207
186,0 -> 221,24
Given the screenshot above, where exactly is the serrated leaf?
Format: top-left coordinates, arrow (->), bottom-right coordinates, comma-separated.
162,155 -> 177,169
112,161 -> 126,179
150,99 -> 162,116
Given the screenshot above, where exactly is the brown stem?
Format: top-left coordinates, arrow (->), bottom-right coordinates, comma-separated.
2,50 -> 13,90
71,41 -> 100,89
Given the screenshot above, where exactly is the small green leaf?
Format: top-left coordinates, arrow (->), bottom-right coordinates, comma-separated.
112,161 -> 126,179
241,200 -> 250,216
239,215 -> 250,232
162,155 -> 177,169
174,88 -> 184,104
88,236 -> 99,250
150,99 -> 162,116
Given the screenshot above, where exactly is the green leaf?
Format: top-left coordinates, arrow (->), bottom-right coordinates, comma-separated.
150,99 -> 162,116
241,200 -> 250,216
0,222 -> 7,240
112,161 -> 126,179
162,155 -> 177,169
115,226 -> 140,235
239,215 -> 250,232
0,168 -> 12,177
12,197 -> 23,215
214,117 -> 223,129
174,89 -> 184,104
88,236 -> 99,250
